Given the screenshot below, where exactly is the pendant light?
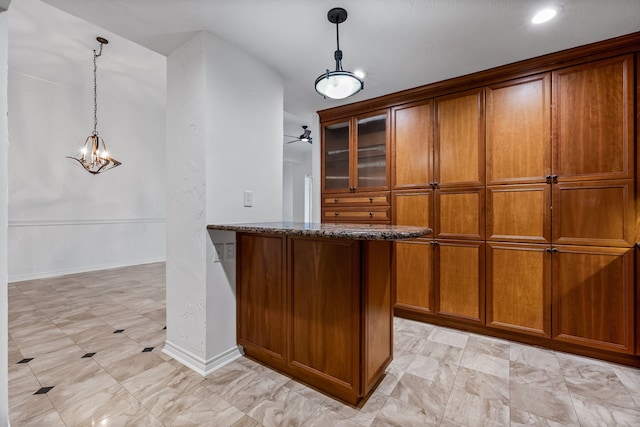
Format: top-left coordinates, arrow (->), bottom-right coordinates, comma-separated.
67,37 -> 121,175
315,7 -> 364,100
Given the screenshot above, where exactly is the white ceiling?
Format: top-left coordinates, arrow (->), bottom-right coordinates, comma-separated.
33,0 -> 640,135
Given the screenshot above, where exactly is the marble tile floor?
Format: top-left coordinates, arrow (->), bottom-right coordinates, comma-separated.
8,262 -> 640,426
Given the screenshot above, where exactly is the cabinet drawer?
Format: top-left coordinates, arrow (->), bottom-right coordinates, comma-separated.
323,208 -> 391,223
323,193 -> 390,206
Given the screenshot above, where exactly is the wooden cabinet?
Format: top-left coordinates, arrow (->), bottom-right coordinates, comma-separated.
552,245 -> 635,354
486,74 -> 551,185
392,101 -> 433,189
394,240 -> 434,314
552,180 -> 635,247
553,55 -> 634,182
436,240 -> 485,323
238,233 -> 393,405
436,188 -> 485,240
486,242 -> 551,337
322,191 -> 391,224
487,184 -> 551,243
237,234 -> 287,368
320,34 -> 640,365
392,191 -> 431,228
435,88 -> 485,188
322,110 -> 390,193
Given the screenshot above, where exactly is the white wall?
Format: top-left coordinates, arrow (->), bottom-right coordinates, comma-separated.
7,0 -> 166,281
165,30 -> 283,375
0,6 -> 11,425
283,148 -> 312,222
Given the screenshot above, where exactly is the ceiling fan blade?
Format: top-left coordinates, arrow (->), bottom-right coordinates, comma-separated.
285,139 -> 301,144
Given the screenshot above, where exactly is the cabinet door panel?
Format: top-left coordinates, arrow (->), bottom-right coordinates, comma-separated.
323,119 -> 352,192
552,180 -> 634,247
436,188 -> 485,240
289,238 -> 360,390
393,191 -> 432,228
436,240 -> 485,322
486,74 -> 551,184
394,241 -> 434,314
552,246 -> 634,354
487,184 -> 551,243
237,234 -> 287,364
392,101 -> 433,189
435,89 -> 485,187
553,55 -> 634,181
356,111 -> 389,190
486,243 -> 550,337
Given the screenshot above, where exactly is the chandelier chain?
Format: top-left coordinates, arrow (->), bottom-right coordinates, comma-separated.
93,42 -> 104,134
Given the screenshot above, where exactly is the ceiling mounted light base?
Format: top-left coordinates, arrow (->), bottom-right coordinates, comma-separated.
315,7 -> 364,100
327,7 -> 347,24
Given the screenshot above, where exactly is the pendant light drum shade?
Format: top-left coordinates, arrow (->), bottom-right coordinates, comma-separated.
315,70 -> 363,100
315,8 -> 364,100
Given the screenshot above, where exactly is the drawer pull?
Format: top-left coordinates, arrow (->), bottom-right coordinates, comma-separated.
369,212 -> 374,217
334,198 -> 339,203
369,197 -> 373,203
334,212 -> 339,216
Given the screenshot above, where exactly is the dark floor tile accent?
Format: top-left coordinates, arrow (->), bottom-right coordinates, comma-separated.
142,347 -> 154,353
34,386 -> 54,395
113,329 -> 125,334
82,352 -> 96,358
17,358 -> 33,364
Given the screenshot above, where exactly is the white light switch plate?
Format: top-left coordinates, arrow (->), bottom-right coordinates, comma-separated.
244,190 -> 253,207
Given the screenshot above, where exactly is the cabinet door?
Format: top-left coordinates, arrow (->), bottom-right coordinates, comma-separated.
289,237 -> 361,398
392,191 -> 432,228
487,184 -> 551,243
436,187 -> 485,240
486,243 -> 551,337
436,240 -> 485,323
394,241 -> 434,314
553,55 -> 634,181
552,180 -> 635,247
435,88 -> 485,187
392,101 -> 433,189
486,74 -> 551,185
356,111 -> 389,190
237,234 -> 287,366
552,245 -> 634,354
323,119 -> 351,192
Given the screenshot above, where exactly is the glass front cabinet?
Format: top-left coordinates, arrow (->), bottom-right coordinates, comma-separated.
322,110 -> 390,193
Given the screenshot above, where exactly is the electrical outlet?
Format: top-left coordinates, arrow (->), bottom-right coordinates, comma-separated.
213,244 -> 224,262
224,243 -> 235,260
244,190 -> 253,207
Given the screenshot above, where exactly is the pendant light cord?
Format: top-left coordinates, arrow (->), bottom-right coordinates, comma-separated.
334,20 -> 343,71
93,43 -> 104,135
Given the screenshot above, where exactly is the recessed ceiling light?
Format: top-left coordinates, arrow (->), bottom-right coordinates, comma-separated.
532,8 -> 558,24
354,70 -> 366,79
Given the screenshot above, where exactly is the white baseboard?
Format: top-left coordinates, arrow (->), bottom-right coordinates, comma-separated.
8,258 -> 166,283
163,340 -> 242,377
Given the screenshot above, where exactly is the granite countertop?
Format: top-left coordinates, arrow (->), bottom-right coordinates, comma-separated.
207,222 -> 432,241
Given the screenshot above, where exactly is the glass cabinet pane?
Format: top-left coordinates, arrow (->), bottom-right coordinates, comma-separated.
357,114 -> 387,188
324,121 -> 351,190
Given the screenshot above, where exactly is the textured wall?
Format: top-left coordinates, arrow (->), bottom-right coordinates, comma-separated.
165,30 -> 283,373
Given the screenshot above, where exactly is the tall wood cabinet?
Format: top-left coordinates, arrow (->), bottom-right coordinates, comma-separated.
319,32 -> 640,366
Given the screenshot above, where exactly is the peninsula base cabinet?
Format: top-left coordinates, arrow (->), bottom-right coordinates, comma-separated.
237,233 -> 393,406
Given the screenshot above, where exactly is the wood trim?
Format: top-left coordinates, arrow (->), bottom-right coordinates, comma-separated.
318,32 -> 640,122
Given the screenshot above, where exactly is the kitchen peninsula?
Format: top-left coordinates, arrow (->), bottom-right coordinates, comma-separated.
207,222 -> 431,405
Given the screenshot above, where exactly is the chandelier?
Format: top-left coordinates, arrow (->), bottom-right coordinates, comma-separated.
67,37 -> 121,174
